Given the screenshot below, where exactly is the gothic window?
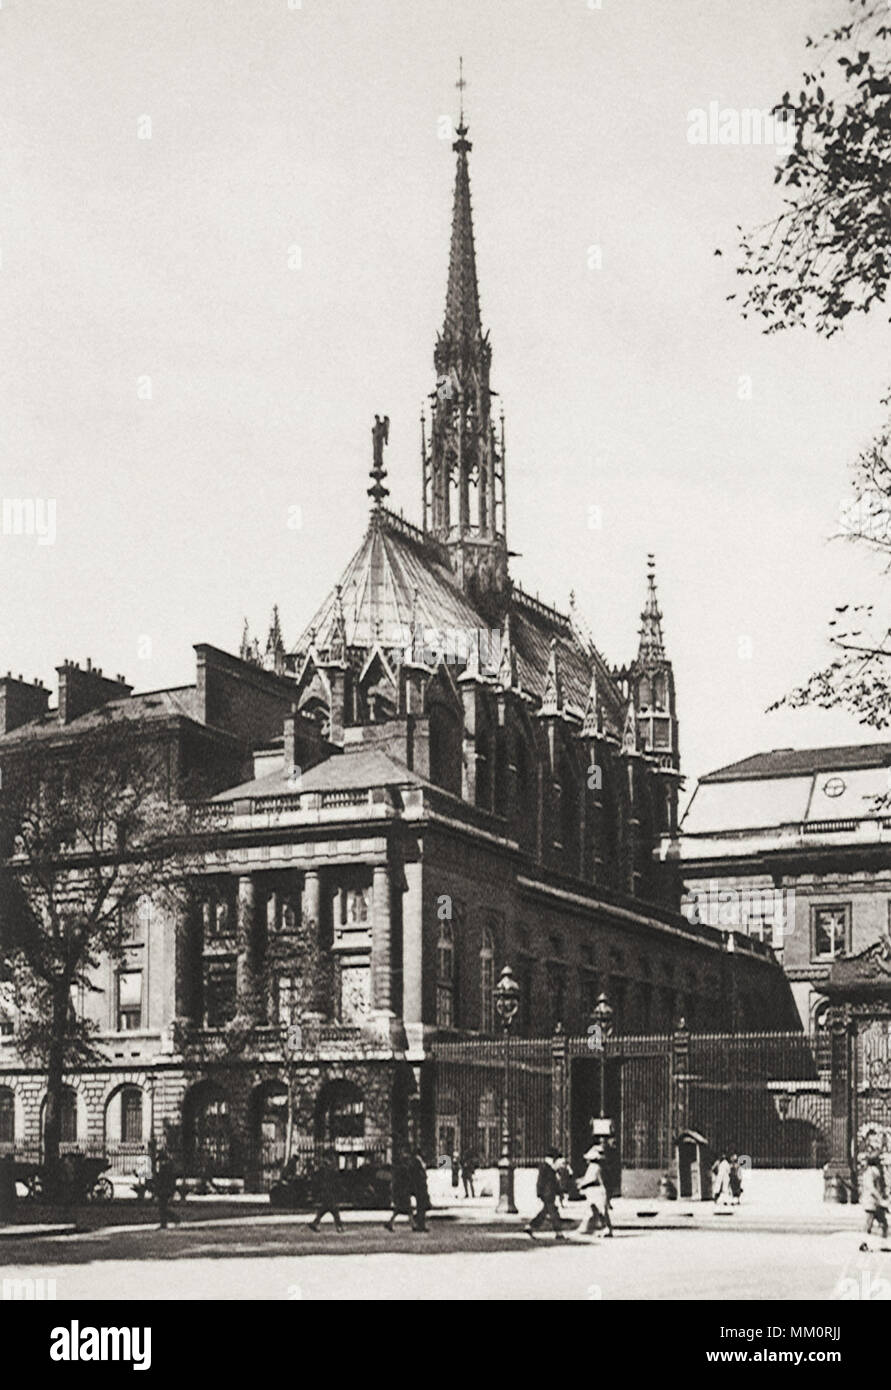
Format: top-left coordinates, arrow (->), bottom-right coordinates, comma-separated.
638,676 -> 652,709
558,755 -> 580,874
812,905 -> 850,961
514,735 -> 537,854
436,919 -> 456,1029
653,673 -> 667,710
494,730 -> 510,817
480,924 -> 495,1033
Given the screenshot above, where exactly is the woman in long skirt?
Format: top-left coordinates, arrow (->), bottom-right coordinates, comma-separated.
578,1144 -> 613,1238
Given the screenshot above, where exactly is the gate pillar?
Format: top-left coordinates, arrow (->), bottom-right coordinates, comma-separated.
824,1003 -> 857,1204
551,1025 -> 569,1158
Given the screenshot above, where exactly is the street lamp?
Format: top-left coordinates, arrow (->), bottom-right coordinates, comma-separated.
494,963 -> 521,1214
588,992 -> 615,1120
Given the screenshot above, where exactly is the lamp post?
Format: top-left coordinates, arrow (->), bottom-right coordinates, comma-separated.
494,963 -> 520,1214
588,992 -> 615,1120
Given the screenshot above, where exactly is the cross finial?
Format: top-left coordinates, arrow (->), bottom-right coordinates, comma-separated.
456,56 -> 467,121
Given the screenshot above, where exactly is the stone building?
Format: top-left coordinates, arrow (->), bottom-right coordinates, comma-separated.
0,104 -> 797,1185
665,742 -> 891,1032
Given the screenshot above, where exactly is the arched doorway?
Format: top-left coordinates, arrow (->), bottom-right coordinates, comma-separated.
314,1079 -> 366,1169
249,1081 -> 289,1192
182,1082 -> 232,1178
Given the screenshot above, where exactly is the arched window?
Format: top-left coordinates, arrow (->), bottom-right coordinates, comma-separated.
436,919 -> 456,1029
480,924 -> 495,1033
61,1086 -> 78,1144
494,730 -> 510,817
559,754 -> 580,875
514,735 -> 537,854
121,1086 -> 143,1144
0,1087 -> 14,1147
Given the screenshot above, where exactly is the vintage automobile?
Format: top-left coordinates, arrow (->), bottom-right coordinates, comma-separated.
269,1157 -> 392,1210
15,1153 -> 114,1202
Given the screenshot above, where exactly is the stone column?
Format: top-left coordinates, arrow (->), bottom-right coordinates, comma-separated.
236,874 -> 261,1024
302,869 -> 324,1019
371,863 -> 393,1017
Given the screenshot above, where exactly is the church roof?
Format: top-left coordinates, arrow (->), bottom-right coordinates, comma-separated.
292,507 -> 625,721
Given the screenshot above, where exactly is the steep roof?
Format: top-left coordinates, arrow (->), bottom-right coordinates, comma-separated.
291,509 -> 625,722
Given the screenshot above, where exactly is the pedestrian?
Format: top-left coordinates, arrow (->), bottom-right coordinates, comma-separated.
728,1153 -> 743,1205
308,1152 -> 345,1232
410,1149 -> 430,1232
154,1149 -> 180,1229
525,1147 -> 566,1240
383,1150 -> 414,1231
450,1150 -> 460,1197
460,1151 -> 476,1199
578,1144 -> 613,1238
861,1155 -> 888,1239
712,1152 -> 732,1207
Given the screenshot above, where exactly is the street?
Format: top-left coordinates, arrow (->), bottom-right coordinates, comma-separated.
2,1215 -> 885,1301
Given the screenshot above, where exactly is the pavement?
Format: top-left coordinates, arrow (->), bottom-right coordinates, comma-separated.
1,1214 -> 886,1301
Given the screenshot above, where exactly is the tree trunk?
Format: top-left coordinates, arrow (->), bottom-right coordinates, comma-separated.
43,980 -> 69,1202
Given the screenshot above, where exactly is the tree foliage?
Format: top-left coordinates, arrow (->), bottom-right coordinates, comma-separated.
734,0 -> 891,336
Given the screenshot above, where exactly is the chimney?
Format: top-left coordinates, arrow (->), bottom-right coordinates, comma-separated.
0,673 -> 51,734
56,659 -> 133,726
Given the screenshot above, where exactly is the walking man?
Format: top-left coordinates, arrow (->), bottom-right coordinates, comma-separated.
460,1151 -> 476,1199
308,1152 -> 345,1232
862,1155 -> 889,1239
410,1149 -> 430,1232
154,1149 -> 180,1230
383,1149 -> 414,1231
525,1147 -> 566,1240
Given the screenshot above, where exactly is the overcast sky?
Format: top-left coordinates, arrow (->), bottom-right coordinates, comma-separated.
1,0 -> 888,792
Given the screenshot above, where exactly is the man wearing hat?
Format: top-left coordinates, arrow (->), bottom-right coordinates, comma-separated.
525,1147 -> 565,1240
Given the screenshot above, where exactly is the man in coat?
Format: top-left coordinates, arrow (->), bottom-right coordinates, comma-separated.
308,1152 -> 345,1232
154,1149 -> 180,1230
525,1147 -> 566,1240
409,1149 -> 430,1232
383,1149 -> 414,1231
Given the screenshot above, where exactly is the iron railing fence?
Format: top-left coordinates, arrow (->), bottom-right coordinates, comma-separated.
430,1028 -> 832,1173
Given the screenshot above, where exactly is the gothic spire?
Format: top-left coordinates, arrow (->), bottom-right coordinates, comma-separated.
637,554 -> 665,664
442,63 -> 482,348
